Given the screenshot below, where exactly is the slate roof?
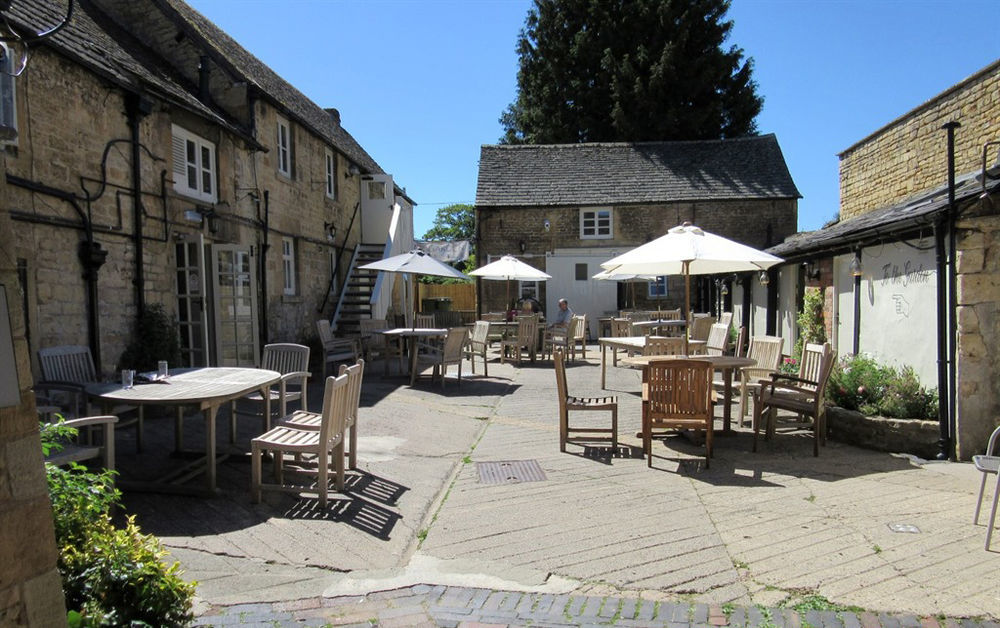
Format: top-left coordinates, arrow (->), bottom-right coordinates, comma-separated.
768,170 -> 1000,259
10,0 -> 240,138
475,134 -> 800,208
159,0 -> 385,177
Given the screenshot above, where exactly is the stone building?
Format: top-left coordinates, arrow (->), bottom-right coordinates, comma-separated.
474,136 -> 800,336
764,58 -> 1000,460
2,0 -> 413,377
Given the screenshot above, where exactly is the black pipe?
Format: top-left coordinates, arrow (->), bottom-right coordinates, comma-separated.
741,274 -> 752,333
764,269 -> 777,335
259,190 -> 269,348
126,94 -> 148,317
938,121 -> 960,460
852,250 -> 862,356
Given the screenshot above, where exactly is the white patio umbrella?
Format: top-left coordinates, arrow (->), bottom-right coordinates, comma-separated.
469,254 -> 552,311
600,222 -> 783,352
592,268 -> 658,310
359,249 -> 468,326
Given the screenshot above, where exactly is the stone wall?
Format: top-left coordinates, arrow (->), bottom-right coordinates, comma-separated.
477,198 -> 797,313
0,162 -> 66,625
839,61 -> 1000,220
953,194 -> 1000,459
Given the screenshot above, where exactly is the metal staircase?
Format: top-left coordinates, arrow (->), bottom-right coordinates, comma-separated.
332,243 -> 385,336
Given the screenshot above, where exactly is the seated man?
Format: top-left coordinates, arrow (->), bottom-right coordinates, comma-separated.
548,298 -> 573,329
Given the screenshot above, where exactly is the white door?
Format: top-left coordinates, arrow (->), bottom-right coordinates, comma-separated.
211,244 -> 259,367
360,174 -> 394,244
544,250 -> 618,339
175,234 -> 210,367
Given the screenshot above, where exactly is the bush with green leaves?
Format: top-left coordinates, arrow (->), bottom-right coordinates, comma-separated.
827,354 -> 938,420
41,421 -> 195,627
117,302 -> 181,373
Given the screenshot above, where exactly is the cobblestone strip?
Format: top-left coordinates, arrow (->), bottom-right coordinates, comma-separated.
191,584 -> 995,627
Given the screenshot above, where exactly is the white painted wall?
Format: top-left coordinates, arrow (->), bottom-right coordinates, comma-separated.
545,248 -> 620,339
777,265 -> 798,349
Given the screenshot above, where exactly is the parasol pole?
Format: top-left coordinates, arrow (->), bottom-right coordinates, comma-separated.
683,260 -> 691,355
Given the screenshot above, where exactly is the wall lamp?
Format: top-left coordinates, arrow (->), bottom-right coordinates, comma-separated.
850,252 -> 863,277
519,239 -> 526,253
183,206 -> 218,233
543,219 -> 551,232
344,163 -> 360,178
323,221 -> 338,242
758,270 -> 770,286
802,260 -> 820,280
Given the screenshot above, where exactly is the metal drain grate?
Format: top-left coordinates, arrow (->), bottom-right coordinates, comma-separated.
476,460 -> 547,485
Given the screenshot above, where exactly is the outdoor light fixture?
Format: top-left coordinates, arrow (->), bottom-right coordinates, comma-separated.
543,219 -> 551,232
758,270 -> 770,286
323,221 -> 337,242
519,240 -> 526,253
803,260 -> 820,280
720,281 -> 729,297
344,163 -> 360,178
850,253 -> 863,277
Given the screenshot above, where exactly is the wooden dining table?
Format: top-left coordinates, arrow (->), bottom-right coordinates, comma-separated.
86,367 -> 280,494
597,336 -> 707,388
379,327 -> 448,376
621,354 -> 756,433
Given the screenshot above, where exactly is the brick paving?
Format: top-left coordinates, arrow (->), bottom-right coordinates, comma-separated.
192,584 -> 1000,627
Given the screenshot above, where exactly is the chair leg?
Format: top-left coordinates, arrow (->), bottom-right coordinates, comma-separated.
987,471 -> 1000,550
317,447 -> 329,508
251,442 -> 262,504
136,407 -> 144,452
348,419 -> 358,470
975,473 -> 990,524
483,349 -> 488,377
752,402 -> 763,452
559,406 -> 568,453
610,406 -> 618,450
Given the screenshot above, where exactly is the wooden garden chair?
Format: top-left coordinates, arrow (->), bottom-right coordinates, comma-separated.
465,320 -> 491,376
643,359 -> 715,468
232,343 -> 310,443
316,319 -> 360,379
412,327 -> 469,387
500,316 -> 538,366
359,318 -> 404,375
554,347 -> 617,452
737,335 -> 784,425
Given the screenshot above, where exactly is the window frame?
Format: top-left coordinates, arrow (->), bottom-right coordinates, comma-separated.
648,276 -> 668,298
171,124 -> 217,203
325,149 -> 337,199
579,207 -> 613,239
282,237 -> 296,296
0,43 -> 17,146
519,280 -> 539,301
276,115 -> 292,177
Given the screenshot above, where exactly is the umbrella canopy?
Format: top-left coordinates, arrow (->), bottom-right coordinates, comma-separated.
359,249 -> 468,280
592,268 -> 659,310
469,255 -> 551,312
469,255 -> 552,281
600,222 -> 783,352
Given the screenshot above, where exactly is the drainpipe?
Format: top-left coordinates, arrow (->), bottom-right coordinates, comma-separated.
764,269 -> 777,335
852,250 -> 862,356
125,93 -> 151,317
259,190 -> 270,347
936,121 -> 960,460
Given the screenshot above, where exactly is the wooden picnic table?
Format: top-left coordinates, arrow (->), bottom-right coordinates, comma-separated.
86,367 -> 280,494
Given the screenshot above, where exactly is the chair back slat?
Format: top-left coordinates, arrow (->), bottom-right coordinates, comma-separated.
688,316 -> 716,342
643,336 -> 685,356
705,324 -> 730,356
39,345 -> 97,383
470,320 -> 490,345
262,343 -> 310,375
443,327 -> 469,360
414,314 -> 435,328
318,373 -> 350,448
517,317 -> 538,346
553,347 -> 569,402
337,359 -> 365,429
659,308 -> 682,321
798,342 -> 831,391
646,359 -> 713,420
610,318 -> 631,338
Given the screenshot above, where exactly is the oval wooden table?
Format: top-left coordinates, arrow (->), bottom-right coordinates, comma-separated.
621,354 -> 755,433
86,367 -> 280,494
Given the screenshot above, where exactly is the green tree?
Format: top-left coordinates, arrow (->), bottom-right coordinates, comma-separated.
500,0 -> 762,144
422,203 -> 475,242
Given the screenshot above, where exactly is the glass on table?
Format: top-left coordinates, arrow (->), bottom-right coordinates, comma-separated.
121,369 -> 134,389
157,360 -> 169,380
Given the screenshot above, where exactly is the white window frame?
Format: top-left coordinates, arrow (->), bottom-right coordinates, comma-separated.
171,124 -> 217,203
282,237 -> 296,295
580,207 -> 613,239
276,115 -> 291,177
0,43 -> 17,146
648,276 -> 668,298
519,281 -> 539,301
325,149 -> 337,199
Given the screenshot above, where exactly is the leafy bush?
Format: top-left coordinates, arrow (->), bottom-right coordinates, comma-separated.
117,302 -> 181,373
794,287 -> 826,358
42,421 -> 195,627
827,355 -> 938,419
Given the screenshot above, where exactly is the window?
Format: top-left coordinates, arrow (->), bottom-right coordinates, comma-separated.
519,281 -> 539,301
648,276 -> 668,298
325,149 -> 337,199
171,124 -> 216,203
276,115 -> 291,177
574,263 -> 588,281
580,207 -> 612,239
282,237 -> 296,295
0,43 -> 17,145
366,179 -> 386,200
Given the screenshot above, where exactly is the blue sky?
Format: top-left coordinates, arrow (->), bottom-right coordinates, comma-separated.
186,0 -> 999,239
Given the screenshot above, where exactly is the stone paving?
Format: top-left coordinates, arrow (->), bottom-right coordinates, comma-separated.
110,343 -> 1000,627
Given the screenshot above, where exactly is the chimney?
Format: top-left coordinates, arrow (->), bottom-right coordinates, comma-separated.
325,108 -> 341,125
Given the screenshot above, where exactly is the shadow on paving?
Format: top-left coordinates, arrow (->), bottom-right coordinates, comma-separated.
359,374 -> 519,403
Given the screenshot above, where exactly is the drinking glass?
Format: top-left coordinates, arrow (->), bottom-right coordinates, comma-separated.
157,360 -> 169,379
121,369 -> 134,389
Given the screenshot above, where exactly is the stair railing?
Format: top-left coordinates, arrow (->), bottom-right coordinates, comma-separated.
330,245 -> 362,333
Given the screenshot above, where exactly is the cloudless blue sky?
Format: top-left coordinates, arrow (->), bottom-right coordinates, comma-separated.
187,0 -> 999,239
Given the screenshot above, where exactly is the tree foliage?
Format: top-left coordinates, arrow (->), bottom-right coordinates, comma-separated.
422,203 -> 475,242
500,0 -> 762,144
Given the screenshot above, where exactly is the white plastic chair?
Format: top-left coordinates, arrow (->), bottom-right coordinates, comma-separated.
973,424 -> 1000,550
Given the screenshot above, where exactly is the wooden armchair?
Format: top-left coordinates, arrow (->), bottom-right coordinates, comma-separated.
233,343 -> 310,442
703,323 -> 730,356
643,359 -> 715,468
252,372 -> 349,507
737,335 -> 784,425
643,336 -> 685,356
38,344 -> 143,451
569,314 -> 588,360
316,319 -> 360,378
554,347 -> 617,452
688,316 -> 716,342
414,313 -> 436,328
465,320 -> 491,376
752,342 -> 836,456
542,315 -> 575,361
412,327 -> 469,387
43,415 -> 118,471
500,316 -> 538,366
